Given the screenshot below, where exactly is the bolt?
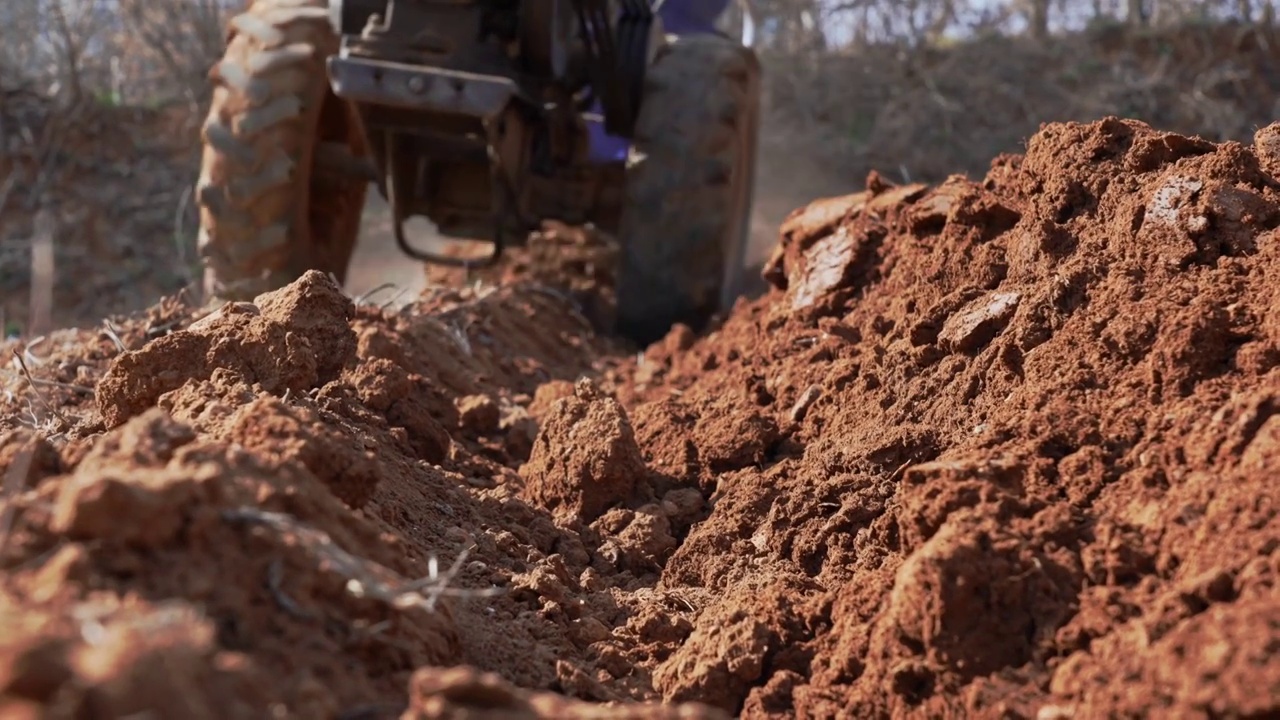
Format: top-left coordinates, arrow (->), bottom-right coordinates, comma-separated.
407,75 -> 426,94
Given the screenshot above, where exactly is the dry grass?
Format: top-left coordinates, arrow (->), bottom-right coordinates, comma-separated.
222,507 -> 505,614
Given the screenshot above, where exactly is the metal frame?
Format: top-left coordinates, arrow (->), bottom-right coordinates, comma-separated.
324,0 -> 658,268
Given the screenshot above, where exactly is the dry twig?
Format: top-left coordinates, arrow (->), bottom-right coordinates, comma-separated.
11,349 -> 72,424
354,282 -> 399,306
267,558 -> 313,619
222,508 -> 504,614
101,319 -> 127,353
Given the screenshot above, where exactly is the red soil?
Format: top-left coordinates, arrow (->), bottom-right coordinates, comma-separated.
2,117 -> 1278,719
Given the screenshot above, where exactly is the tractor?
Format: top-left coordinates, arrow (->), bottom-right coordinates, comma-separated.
195,0 -> 760,344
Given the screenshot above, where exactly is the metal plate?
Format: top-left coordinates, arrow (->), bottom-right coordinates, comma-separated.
328,56 -> 516,119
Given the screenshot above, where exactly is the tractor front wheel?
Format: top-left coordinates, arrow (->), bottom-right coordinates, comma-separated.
196,0 -> 369,302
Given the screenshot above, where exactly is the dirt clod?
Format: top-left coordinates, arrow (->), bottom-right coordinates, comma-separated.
403,665 -> 727,719
521,379 -> 647,522
96,271 -> 355,428
457,394 -> 502,434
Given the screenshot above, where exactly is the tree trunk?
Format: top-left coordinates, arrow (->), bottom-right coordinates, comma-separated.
1027,0 -> 1050,38
1127,0 -> 1148,26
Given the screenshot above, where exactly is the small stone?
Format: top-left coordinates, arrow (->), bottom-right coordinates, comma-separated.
572,616 -> 612,645
789,385 -> 822,423
456,394 -> 501,434
502,412 -> 539,461
938,292 -> 1021,353
513,566 -> 567,603
579,568 -> 607,592
661,488 -> 706,527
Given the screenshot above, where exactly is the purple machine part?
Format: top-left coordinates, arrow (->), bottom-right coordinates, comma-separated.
586,0 -> 733,162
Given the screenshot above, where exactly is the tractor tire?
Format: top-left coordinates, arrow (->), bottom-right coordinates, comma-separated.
196,0 -> 369,302
614,33 -> 761,346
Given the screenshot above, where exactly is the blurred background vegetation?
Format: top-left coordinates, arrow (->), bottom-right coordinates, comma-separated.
748,0 -> 1279,198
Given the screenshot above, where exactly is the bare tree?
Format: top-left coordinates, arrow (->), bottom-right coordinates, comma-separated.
115,0 -> 228,108
757,0 -> 830,51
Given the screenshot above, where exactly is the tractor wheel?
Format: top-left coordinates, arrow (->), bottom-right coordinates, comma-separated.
196,0 -> 369,302
614,33 -> 761,346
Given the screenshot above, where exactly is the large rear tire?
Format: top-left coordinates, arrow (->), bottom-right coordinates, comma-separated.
196,0 -> 369,301
614,34 -> 761,346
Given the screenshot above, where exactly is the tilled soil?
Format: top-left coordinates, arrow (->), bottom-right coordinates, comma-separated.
2,117 -> 1279,719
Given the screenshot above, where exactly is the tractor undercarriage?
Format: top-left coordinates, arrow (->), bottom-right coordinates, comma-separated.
326,0 -> 660,267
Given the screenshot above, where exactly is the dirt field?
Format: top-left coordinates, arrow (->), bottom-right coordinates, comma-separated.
2,115 -> 1279,719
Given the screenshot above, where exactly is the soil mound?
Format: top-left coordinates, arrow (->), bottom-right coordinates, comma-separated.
2,116 -> 1278,719
616,116 -> 1280,718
